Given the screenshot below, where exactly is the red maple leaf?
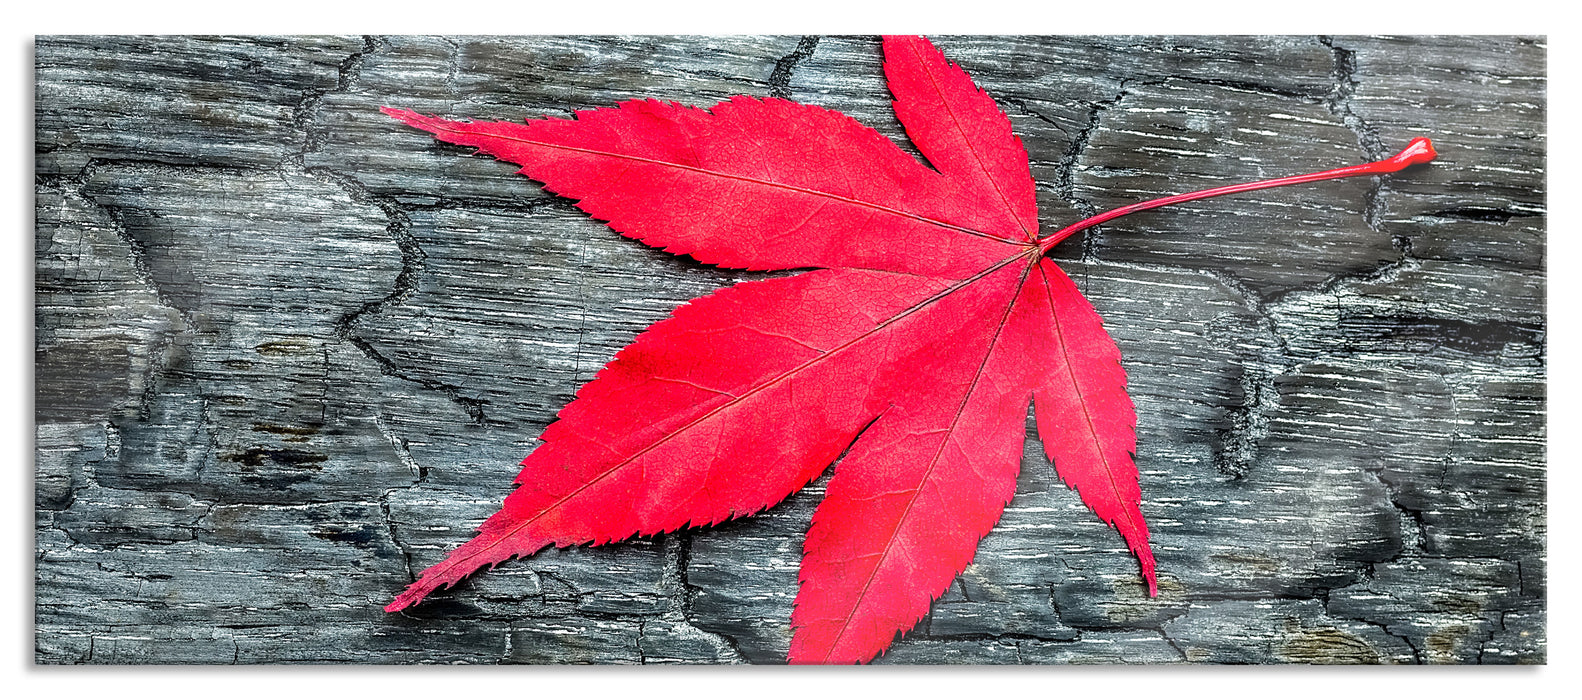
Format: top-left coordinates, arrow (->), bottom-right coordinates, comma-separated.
380,35 -> 1435,664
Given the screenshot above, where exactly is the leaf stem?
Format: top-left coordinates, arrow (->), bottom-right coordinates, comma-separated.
1036,137 -> 1437,253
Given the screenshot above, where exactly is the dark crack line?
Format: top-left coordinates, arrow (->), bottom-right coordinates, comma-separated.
660,532 -> 692,618
1188,267 -> 1293,482
192,395 -> 219,483
1373,466 -> 1434,557
1051,79 -> 1160,265
1004,99 -> 1072,139
569,236 -> 592,386
1177,75 -> 1325,101
655,531 -> 748,663
1268,252 -> 1422,314
536,571 -> 587,610
436,37 -> 462,100
1159,631 -> 1190,662
284,36 -> 492,428
188,500 -> 220,542
312,167 -> 427,334
768,36 -> 820,100
51,156 -> 267,179
291,39 -> 426,335
1129,609 -> 1193,662
292,35 -> 380,160
347,335 -> 487,426
916,630 -> 1085,645
319,345 -> 332,426
1213,367 -> 1279,480
57,165 -> 195,423
379,487 -> 418,583
1369,618 -> 1423,664
1054,93 -> 1119,232
1318,578 -> 1427,664
1338,462 -> 1429,577
636,619 -> 648,664
499,622 -> 516,664
1074,258 -> 1294,481
376,196 -> 568,215
69,162 -> 196,330
1319,36 -> 1390,233
1433,370 -> 1463,490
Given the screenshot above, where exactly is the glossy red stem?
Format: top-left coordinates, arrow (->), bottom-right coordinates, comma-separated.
1037,137 -> 1437,253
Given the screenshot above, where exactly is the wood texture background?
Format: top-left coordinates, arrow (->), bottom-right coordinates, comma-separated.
35,35 -> 1545,664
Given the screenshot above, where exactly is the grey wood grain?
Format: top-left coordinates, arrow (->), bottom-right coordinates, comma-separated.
35,35 -> 1545,664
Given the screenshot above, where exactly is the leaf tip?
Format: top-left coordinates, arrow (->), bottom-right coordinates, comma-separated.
384,590 -> 420,613
386,576 -> 448,613
381,106 -> 456,137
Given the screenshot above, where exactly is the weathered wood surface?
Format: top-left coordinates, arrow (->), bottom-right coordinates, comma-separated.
35,35 -> 1545,664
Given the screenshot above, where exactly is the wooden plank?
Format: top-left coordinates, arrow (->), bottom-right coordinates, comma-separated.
35,35 -> 1545,664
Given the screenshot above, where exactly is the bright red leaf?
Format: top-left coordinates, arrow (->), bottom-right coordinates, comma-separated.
381,35 -> 1435,664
